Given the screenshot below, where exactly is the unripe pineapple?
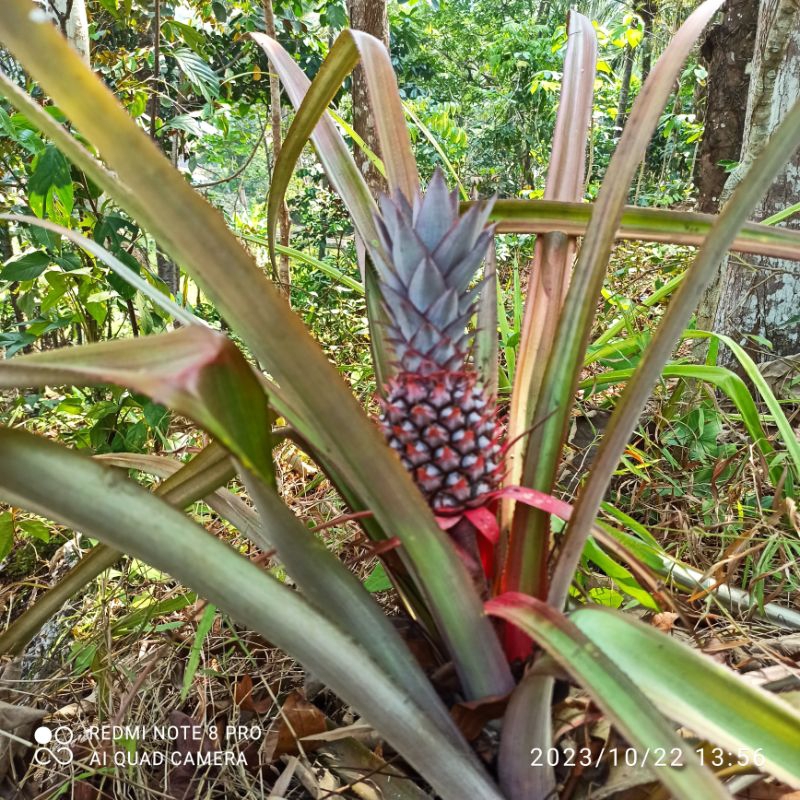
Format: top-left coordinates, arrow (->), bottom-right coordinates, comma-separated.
373,170 -> 503,511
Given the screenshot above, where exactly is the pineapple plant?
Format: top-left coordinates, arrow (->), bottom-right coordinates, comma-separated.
374,169 -> 503,512
5,6 -> 800,799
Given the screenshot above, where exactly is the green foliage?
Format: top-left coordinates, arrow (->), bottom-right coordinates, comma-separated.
1,3 -> 800,800
387,0 -> 701,203
0,512 -> 13,561
180,603 -> 217,701
29,145 -> 74,218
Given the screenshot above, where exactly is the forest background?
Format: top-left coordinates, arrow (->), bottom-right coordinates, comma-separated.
1,1 -> 800,798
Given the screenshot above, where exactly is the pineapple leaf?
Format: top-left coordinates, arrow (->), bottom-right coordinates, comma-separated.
408,257 -> 448,311
0,0 -> 514,701
0,427 -> 502,800
501,11 -> 597,619
0,326 -> 275,480
484,198 -> 800,259
504,8 -> 596,521
253,29 -> 417,275
487,595 -> 732,800
413,169 -> 456,249
551,92 -> 800,609
508,0 -> 725,604
0,443 -> 235,657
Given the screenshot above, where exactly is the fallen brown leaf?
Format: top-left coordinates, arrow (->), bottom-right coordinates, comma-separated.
234,674 -> 273,714
262,691 -> 326,762
651,612 -> 679,633
450,693 -> 509,741
739,780 -> 800,800
166,710 -> 220,800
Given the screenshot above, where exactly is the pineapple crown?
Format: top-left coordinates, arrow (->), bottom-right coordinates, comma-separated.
371,168 -> 495,375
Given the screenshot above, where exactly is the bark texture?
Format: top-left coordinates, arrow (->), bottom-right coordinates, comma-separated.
156,251 -> 179,298
147,0 -> 180,300
614,44 -> 634,136
699,0 -> 800,363
347,0 -> 389,197
41,0 -> 90,63
695,0 -> 758,213
638,0 -> 658,83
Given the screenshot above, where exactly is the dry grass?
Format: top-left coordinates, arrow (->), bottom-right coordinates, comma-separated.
2,242 -> 799,798
1,441 -> 398,799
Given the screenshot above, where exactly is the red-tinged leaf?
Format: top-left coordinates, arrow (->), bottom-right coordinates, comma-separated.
252,30 -> 406,389
0,327 -> 274,481
345,30 -> 419,200
464,506 -> 500,544
435,514 -> 462,531
251,32 -> 379,275
367,536 -> 401,556
507,10 -> 596,458
437,491 -> 573,585
508,0 -> 726,610
254,29 -> 417,273
491,486 -> 573,521
502,12 -> 596,614
478,533 -> 496,582
549,77 -> 800,614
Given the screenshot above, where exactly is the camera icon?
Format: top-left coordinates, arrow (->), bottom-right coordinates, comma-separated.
32,726 -> 74,767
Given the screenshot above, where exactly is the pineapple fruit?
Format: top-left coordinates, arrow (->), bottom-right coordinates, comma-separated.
374,170 -> 503,512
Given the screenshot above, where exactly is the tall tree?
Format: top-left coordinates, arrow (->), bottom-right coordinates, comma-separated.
694,0 -> 758,213
699,0 -> 800,363
638,0 -> 658,83
42,0 -> 90,63
149,0 -> 179,298
263,0 -> 291,293
613,42 -> 634,136
614,5 -> 649,138
347,0 -> 389,196
0,223 -> 31,354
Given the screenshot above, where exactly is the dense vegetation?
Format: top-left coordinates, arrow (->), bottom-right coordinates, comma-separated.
1,2 -> 799,799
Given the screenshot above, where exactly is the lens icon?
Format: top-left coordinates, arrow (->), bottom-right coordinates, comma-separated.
53,727 -> 74,745
34,727 -> 52,745
32,725 -> 74,766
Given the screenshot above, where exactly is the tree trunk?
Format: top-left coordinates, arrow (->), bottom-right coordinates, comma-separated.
535,1 -> 552,25
156,251 -> 179,298
694,0 -> 758,213
263,0 -> 291,294
614,44 -> 635,137
149,0 -> 161,140
699,0 -> 800,363
44,0 -> 90,63
346,0 -> 389,197
0,223 -> 32,355
148,0 -> 179,302
638,0 -> 658,83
